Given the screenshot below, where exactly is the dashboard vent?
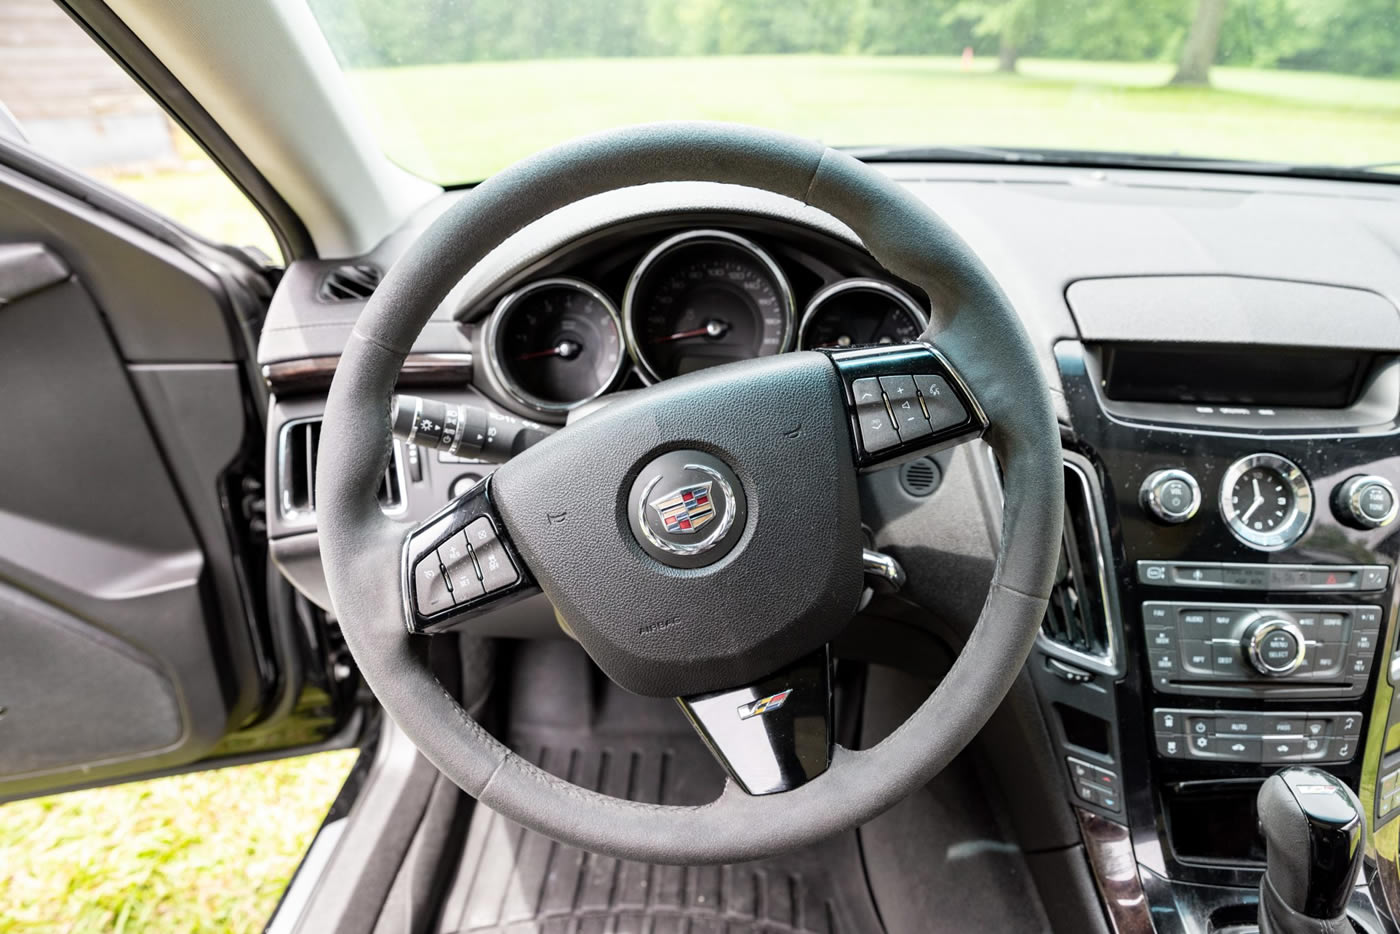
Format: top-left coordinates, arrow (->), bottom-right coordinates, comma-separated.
278,418 -> 404,523
1039,456 -> 1119,674
317,264 -> 381,302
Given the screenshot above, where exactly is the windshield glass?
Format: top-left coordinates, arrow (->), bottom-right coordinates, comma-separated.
306,0 -> 1400,185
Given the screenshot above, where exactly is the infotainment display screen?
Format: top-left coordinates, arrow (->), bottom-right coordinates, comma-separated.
1099,344 -> 1375,409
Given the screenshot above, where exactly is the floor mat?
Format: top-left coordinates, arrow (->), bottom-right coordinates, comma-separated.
434,644 -> 884,934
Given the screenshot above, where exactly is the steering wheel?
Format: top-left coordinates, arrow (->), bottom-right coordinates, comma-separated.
317,122 -> 1062,865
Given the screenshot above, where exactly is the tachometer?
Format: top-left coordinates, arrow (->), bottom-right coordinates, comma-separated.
483,277 -> 626,414
798,278 -> 928,350
623,230 -> 795,382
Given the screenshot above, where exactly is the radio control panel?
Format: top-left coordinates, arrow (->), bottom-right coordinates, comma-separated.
1144,601 -> 1381,697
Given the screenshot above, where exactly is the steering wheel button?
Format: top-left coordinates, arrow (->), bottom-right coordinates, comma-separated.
464,517 -> 519,594
851,377 -> 883,407
891,395 -> 932,440
413,556 -> 454,616
437,537 -> 482,599
877,374 -> 917,402
912,374 -> 966,432
856,406 -> 900,453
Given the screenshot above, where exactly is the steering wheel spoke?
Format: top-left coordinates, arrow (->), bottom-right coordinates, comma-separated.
677,646 -> 832,796
823,343 -> 988,470
402,476 -> 539,634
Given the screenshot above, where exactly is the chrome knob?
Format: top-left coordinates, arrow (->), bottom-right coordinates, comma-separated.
1333,474 -> 1398,530
1140,469 -> 1201,524
1243,616 -> 1306,677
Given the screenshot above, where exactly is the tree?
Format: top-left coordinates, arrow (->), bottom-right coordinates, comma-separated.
944,0 -> 1042,72
1171,0 -> 1228,85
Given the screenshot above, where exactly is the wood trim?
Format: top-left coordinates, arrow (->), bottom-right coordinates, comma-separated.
1077,808 -> 1156,934
263,353 -> 473,396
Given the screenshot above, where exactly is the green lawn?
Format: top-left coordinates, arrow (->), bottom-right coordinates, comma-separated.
0,751 -> 356,933
341,55 -> 1400,184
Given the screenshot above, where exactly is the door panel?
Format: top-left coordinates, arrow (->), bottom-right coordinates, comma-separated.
0,157 -> 356,800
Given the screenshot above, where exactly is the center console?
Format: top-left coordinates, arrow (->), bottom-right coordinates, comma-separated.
1032,328 -> 1400,933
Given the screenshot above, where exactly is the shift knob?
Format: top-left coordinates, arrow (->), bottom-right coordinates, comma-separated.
1257,768 -> 1365,934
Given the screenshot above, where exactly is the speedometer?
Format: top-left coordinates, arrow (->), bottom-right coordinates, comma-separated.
798,278 -> 928,350
623,230 -> 795,382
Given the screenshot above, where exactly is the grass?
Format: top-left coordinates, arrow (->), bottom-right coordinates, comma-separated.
339,55 -> 1400,184
0,751 -> 356,933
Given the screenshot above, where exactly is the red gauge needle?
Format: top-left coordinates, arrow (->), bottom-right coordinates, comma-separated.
515,339 -> 581,361
650,319 -> 729,344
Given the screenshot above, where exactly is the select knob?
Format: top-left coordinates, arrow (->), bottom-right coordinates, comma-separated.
1333,474 -> 1398,530
1140,469 -> 1201,524
1243,616 -> 1306,677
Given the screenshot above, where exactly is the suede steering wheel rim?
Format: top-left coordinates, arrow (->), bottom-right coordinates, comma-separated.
317,122 -> 1063,864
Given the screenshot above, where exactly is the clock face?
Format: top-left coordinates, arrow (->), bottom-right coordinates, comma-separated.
1229,466 -> 1295,534
1219,454 -> 1312,551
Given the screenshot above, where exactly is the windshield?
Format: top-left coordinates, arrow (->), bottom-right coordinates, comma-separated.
306,0 -> 1400,185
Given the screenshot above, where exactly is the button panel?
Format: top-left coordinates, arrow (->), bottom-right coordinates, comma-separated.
1379,767 -> 1400,819
1154,708 -> 1362,764
403,479 -> 535,634
1136,560 -> 1389,592
1143,601 -> 1381,696
1066,756 -> 1122,813
852,371 -> 969,457
825,344 -> 986,469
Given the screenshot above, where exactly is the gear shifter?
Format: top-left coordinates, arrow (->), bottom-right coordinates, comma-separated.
1257,767 -> 1366,934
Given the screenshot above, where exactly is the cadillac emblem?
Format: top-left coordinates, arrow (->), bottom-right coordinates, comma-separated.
649,481 -> 716,534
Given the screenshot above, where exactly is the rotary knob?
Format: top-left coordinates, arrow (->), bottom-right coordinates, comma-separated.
1242,616 -> 1306,677
1140,469 -> 1201,524
1333,475 -> 1398,530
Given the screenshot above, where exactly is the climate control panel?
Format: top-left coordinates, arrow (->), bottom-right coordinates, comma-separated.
1144,601 -> 1381,697
1154,708 -> 1362,764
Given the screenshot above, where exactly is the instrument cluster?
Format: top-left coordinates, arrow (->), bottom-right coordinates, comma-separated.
478,226 -> 930,418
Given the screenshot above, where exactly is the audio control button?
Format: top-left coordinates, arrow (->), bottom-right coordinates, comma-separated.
1243,616 -> 1306,676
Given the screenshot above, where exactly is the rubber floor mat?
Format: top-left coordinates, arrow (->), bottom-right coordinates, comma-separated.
434,646 -> 884,934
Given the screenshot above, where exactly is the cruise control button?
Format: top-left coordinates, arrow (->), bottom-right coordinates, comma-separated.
464,517 -> 519,594
912,374 -> 967,432
413,555 -> 454,616
440,535 -> 485,601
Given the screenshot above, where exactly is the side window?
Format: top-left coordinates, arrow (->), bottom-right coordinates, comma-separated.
0,0 -> 283,263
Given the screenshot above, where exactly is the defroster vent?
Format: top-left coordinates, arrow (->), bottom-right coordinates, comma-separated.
1039,453 -> 1121,675
278,418 -> 404,523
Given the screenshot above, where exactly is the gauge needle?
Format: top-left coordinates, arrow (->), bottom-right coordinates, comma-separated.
651,319 -> 729,344
1242,478 -> 1264,523
516,339 -> 581,361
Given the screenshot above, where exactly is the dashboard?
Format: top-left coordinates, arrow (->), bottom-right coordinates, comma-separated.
256,165 -> 1400,933
461,220 -> 931,420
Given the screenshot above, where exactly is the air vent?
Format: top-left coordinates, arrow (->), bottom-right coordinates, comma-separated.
1039,456 -> 1120,674
898,457 -> 941,497
317,264 -> 381,302
278,418 -> 404,523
